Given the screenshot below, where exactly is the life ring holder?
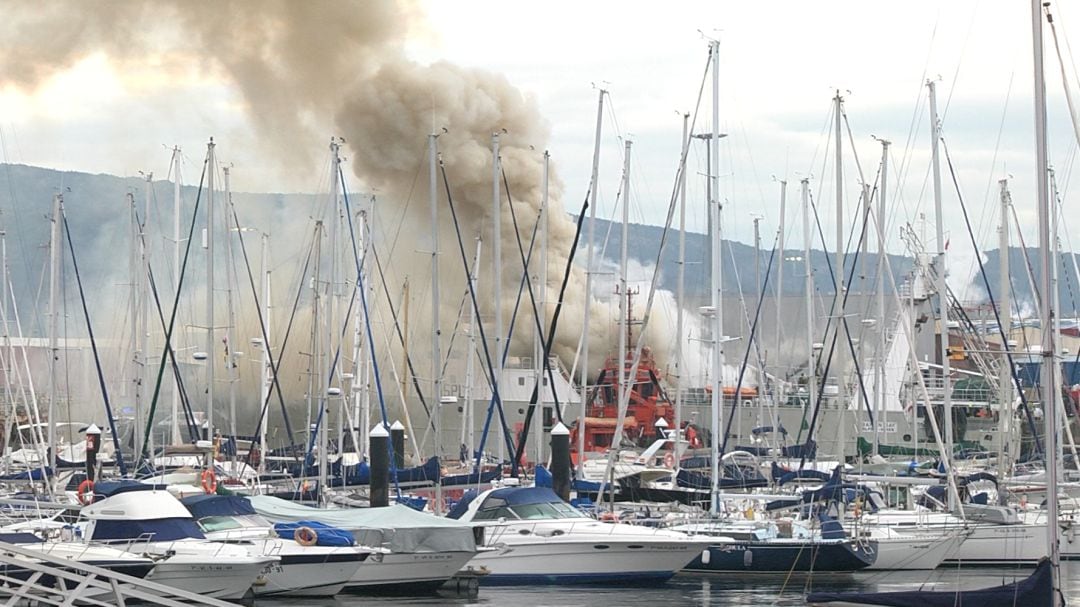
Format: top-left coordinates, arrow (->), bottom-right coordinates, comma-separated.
200,469 -> 218,494
77,479 -> 95,505
295,526 -> 318,547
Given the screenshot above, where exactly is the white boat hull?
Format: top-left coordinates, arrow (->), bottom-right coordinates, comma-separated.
864,531 -> 964,570
468,538 -> 706,584
344,550 -> 474,593
145,556 -> 268,600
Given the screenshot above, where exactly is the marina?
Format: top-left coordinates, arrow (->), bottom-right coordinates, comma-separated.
0,1 -> 1078,605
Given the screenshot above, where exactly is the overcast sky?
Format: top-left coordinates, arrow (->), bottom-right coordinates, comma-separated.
2,0 -> 1079,295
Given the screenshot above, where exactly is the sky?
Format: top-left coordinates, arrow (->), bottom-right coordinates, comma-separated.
1,1 -> 1079,298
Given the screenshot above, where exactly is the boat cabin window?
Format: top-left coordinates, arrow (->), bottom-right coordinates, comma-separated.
197,516 -> 245,533
473,501 -> 585,521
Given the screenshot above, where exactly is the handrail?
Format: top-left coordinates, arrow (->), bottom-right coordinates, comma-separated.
0,538 -> 234,606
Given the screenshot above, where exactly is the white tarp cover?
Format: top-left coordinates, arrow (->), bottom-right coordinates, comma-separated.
249,496 -> 476,554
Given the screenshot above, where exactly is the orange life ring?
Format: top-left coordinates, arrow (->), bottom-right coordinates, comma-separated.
295,525 -> 318,546
77,479 -> 94,505
200,469 -> 218,494
599,511 -> 620,523
663,452 -> 676,469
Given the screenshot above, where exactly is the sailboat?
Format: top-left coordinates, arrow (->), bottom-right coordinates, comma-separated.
809,1 -> 1063,604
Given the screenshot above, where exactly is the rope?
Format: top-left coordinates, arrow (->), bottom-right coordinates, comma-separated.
940,136 -> 1042,456
60,207 -> 127,477
437,160 -> 518,465
138,157 -> 206,466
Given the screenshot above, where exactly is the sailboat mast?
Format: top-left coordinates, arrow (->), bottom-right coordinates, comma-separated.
259,233 -> 271,475
429,132 -> 443,510
322,142 -> 341,503
535,150 -> 550,466
998,180 -> 1012,478
927,81 -> 952,479
1032,0 -> 1061,591
875,140 -> 890,456
834,92 -> 844,299
128,192 -> 141,458
491,132 -> 503,464
775,180 -> 786,400
47,193 -> 61,475
224,167 -> 238,451
617,139 -> 632,472
708,38 -> 723,514
205,140 -> 216,444
580,89 -> 605,474
802,179 -> 816,438
676,112 -> 689,463
141,174 -> 152,458
171,146 -> 182,446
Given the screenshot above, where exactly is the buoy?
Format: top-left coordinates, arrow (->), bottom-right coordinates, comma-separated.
200,469 -> 218,494
295,526 -> 318,546
77,479 -> 95,505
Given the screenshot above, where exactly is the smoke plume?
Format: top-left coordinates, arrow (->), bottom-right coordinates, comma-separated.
0,0 -> 673,429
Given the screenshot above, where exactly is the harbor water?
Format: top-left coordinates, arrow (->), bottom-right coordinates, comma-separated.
267,561 -> 1080,606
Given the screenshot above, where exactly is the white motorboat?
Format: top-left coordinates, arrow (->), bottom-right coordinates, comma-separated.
447,486 -> 712,585
249,495 -> 478,594
182,494 -> 368,597
78,482 -> 277,599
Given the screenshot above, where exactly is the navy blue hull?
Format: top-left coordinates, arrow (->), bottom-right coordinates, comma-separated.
686,540 -> 875,573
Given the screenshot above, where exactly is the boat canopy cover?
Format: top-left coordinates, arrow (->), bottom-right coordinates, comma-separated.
478,487 -> 564,508
92,481 -> 166,500
0,532 -> 43,544
249,496 -> 475,554
806,556 -> 1053,607
92,518 -> 205,542
0,468 -> 51,481
181,495 -> 257,519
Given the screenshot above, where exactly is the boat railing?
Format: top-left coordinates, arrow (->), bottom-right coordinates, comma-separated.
96,532 -> 159,555
482,517 -> 696,544
35,539 -> 98,562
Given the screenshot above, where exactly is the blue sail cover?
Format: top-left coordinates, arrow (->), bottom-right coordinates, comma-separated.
322,456 -> 442,486
181,495 -> 257,519
806,557 -> 1054,607
0,468 -> 51,481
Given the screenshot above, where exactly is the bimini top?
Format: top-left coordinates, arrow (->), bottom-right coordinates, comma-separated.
181,495 -> 257,520
82,487 -> 190,521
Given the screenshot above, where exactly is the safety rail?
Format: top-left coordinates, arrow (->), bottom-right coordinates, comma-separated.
0,538 -> 235,606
